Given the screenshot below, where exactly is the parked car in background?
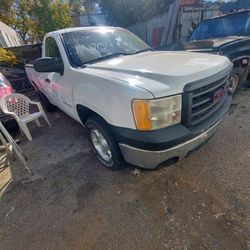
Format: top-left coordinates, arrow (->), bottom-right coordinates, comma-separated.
26,27 -> 232,170
180,10 -> 250,92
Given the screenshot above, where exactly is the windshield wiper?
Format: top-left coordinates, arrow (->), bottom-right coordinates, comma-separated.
81,49 -> 154,67
82,53 -> 130,66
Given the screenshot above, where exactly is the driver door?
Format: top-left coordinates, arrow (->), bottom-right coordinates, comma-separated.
41,37 -> 64,107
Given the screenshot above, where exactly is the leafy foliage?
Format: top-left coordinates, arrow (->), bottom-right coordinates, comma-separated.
0,0 -> 15,26
0,0 -> 177,42
69,0 -> 86,15
33,0 -> 72,39
69,0 -> 95,15
13,0 -> 36,40
0,0 -> 72,42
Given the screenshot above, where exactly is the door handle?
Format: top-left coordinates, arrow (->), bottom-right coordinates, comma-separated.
45,79 -> 51,83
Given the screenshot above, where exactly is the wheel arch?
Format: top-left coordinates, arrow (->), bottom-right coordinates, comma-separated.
232,57 -> 250,77
76,104 -> 109,126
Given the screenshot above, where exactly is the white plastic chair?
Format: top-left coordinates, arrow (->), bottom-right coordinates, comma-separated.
0,93 -> 51,141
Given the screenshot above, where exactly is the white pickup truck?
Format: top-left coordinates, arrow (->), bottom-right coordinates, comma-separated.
25,27 -> 233,170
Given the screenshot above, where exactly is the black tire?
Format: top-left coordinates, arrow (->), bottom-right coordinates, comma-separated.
85,115 -> 123,170
230,68 -> 242,93
37,91 -> 56,112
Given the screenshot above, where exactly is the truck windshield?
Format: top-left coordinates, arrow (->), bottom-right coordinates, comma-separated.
189,11 -> 250,41
61,28 -> 151,67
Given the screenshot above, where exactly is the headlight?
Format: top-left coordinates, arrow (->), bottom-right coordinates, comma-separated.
132,95 -> 182,130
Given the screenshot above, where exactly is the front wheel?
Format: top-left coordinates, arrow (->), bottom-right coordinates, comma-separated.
230,74 -> 240,93
86,115 -> 123,170
229,68 -> 243,93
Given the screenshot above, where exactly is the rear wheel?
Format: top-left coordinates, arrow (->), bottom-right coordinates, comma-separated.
86,115 -> 123,170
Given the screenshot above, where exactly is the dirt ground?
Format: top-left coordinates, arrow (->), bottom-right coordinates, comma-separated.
0,89 -> 249,250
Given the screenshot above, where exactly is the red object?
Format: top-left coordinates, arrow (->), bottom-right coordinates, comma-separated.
180,0 -> 201,6
213,86 -> 227,104
152,27 -> 164,48
234,58 -> 249,68
240,58 -> 249,68
0,73 -> 14,99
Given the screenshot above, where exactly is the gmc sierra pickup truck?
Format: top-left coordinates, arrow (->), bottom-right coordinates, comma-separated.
25,27 -> 233,170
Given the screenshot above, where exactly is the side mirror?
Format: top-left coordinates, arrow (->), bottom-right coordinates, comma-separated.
33,57 -> 64,75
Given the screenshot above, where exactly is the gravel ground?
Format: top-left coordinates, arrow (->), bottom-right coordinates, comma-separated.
0,89 -> 249,250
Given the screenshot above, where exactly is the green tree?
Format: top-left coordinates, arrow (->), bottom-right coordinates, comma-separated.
0,0 -> 34,42
0,0 -> 15,26
13,0 -> 35,41
69,0 -> 86,15
33,0 -> 72,39
69,0 -> 98,15
1,0 -> 72,42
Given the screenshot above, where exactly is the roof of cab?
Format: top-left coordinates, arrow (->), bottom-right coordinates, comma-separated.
47,26 -> 123,35
210,9 -> 250,20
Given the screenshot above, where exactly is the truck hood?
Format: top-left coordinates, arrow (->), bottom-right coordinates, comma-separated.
184,36 -> 247,51
83,51 -> 232,97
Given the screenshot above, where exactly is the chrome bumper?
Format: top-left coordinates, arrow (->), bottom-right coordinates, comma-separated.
119,119 -> 223,169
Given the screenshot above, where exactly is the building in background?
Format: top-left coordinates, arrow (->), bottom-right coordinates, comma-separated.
177,5 -> 221,42
127,0 -> 221,47
180,0 -> 202,7
0,21 -> 25,48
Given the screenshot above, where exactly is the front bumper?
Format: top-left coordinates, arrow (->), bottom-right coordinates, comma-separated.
119,118 -> 223,169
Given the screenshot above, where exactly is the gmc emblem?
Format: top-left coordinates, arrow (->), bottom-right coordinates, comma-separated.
213,86 -> 227,104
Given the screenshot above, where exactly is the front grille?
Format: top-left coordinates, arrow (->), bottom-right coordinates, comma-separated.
182,75 -> 230,127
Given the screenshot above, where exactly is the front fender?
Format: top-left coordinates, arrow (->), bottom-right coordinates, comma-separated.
72,70 -> 153,129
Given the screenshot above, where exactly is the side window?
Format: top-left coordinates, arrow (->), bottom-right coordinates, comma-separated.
245,13 -> 250,34
45,37 -> 63,64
